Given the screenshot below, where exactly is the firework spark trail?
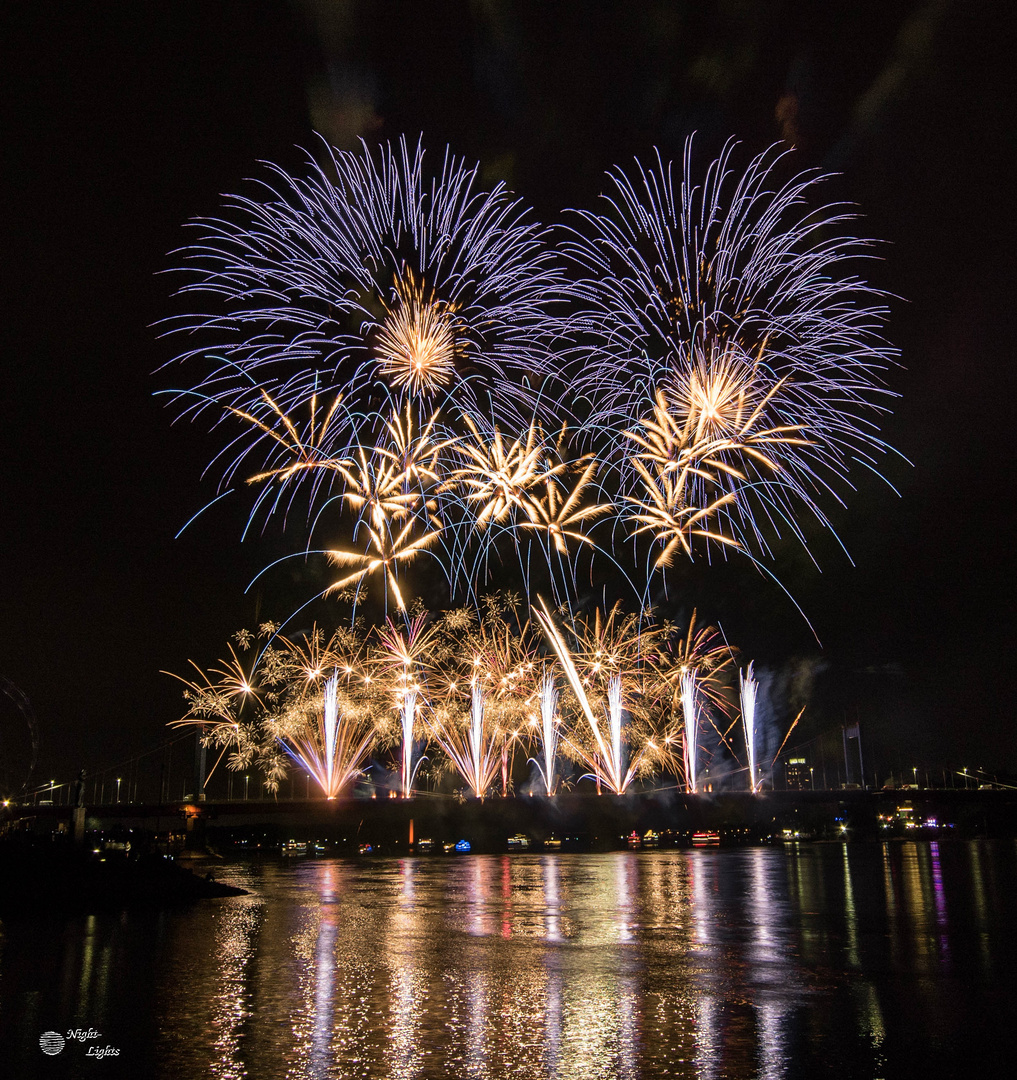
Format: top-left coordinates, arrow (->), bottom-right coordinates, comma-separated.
681,670 -> 699,794
740,663 -> 759,793
273,684 -> 375,799
371,616 -> 435,794
534,600 -> 644,794
469,684 -> 486,798
423,682 -> 502,799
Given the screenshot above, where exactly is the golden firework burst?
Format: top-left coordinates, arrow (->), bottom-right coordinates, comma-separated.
446,416 -> 570,529
375,269 -> 461,394
624,455 -> 740,567
325,518 -> 442,612
517,457 -> 610,555
227,388 -> 350,486
668,343 -> 810,468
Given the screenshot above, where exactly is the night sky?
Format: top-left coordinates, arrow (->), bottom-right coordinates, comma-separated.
4,1 -> 1014,793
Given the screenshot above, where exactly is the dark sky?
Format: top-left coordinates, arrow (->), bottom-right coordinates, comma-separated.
3,0 -> 1014,792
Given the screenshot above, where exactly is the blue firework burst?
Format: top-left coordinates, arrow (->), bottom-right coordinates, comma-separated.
562,138 -> 900,564
161,136 -> 565,491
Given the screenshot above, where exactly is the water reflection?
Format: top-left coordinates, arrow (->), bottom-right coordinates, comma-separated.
210,900 -> 260,1080
929,842 -> 950,962
3,843 -> 1016,1078
748,849 -> 792,1080
543,855 -> 562,942
842,844 -> 860,968
969,841 -> 992,971
388,859 -> 422,1079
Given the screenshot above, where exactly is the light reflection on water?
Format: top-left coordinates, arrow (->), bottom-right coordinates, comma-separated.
3,842 -> 1017,1078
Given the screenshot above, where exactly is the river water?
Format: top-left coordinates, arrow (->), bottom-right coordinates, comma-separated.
2,841 -> 1015,1078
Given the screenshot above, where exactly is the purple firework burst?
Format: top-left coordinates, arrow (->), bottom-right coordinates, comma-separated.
161,136 -> 565,495
561,138 -> 900,563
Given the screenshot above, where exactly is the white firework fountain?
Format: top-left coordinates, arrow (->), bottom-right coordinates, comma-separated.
740,663 -> 759,794
468,683 -> 486,799
680,670 -> 699,795
323,673 -> 339,797
531,673 -> 560,796
606,674 -> 626,793
400,687 -> 417,798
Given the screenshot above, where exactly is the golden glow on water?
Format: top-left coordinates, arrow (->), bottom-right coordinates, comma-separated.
209,902 -> 260,1080
543,855 -> 562,942
855,981 -> 886,1055
901,843 -> 936,968
842,844 -> 860,969
9,844 -> 1017,1078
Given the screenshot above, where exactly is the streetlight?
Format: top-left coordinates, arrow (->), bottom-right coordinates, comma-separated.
913,766 -> 918,789
116,777 -> 122,803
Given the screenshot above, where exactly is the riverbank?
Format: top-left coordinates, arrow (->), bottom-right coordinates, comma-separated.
0,840 -> 246,916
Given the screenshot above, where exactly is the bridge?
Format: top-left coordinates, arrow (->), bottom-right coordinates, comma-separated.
6,787 -> 1017,853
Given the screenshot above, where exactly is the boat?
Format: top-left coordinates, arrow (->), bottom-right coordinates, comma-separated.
692,831 -> 720,847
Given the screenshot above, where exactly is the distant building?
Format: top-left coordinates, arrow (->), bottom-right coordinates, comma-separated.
786,757 -> 812,790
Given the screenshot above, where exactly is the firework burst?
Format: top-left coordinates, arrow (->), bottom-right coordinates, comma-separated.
162,137 -> 564,467
563,138 -> 898,564
160,137 -> 900,797
266,673 -> 376,799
